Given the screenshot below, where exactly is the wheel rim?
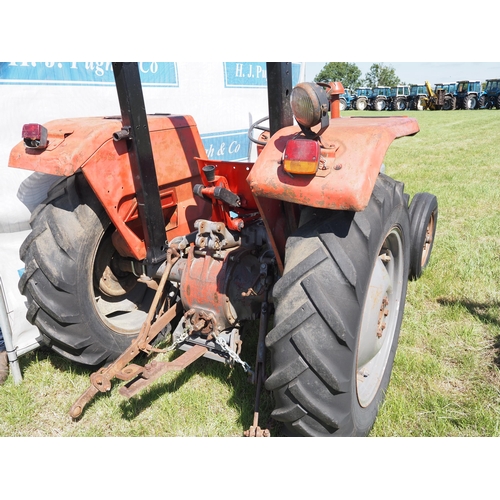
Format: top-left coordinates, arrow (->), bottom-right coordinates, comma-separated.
358,100 -> 367,110
92,227 -> 153,335
420,211 -> 436,267
356,227 -> 404,407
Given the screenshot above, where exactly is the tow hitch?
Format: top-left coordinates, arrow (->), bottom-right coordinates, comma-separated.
69,247 -> 272,436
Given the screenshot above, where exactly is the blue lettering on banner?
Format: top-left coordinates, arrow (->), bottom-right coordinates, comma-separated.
0,62 -> 178,87
224,62 -> 301,88
201,130 -> 249,161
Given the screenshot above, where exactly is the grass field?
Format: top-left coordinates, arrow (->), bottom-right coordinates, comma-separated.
1,109 -> 500,438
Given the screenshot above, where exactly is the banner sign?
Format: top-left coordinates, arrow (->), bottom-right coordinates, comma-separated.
224,62 -> 301,88
201,130 -> 249,161
0,62 -> 179,87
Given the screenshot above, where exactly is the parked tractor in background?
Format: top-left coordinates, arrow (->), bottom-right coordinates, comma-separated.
369,86 -> 392,111
482,78 -> 500,109
351,86 -> 372,110
339,88 -> 354,111
434,82 -> 457,110
389,85 -> 410,111
7,62 -> 438,437
420,81 -> 452,111
408,84 -> 427,110
455,80 -> 482,110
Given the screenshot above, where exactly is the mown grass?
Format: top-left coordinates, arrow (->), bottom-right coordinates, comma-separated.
1,109 -> 500,438
365,108 -> 500,437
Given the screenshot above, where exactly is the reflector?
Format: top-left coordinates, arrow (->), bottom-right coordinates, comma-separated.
283,138 -> 320,175
22,123 -> 48,149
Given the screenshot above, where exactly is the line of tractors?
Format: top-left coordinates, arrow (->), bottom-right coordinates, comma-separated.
340,78 -> 500,112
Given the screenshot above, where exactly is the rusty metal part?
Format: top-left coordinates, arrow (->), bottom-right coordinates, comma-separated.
244,421 -> 271,437
186,309 -> 216,337
377,296 -> 389,339
179,246 -> 265,333
94,233 -> 138,297
244,267 -> 271,437
421,212 -> 436,266
69,249 -> 180,419
119,344 -> 208,398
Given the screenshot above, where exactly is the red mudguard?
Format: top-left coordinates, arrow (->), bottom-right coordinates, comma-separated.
246,116 -> 419,271
9,114 -> 211,260
247,116 -> 419,211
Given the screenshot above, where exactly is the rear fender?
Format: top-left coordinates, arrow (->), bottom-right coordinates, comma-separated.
246,116 -> 419,270
9,115 -> 211,260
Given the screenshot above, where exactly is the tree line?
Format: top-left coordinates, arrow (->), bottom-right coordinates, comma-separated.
314,62 -> 402,89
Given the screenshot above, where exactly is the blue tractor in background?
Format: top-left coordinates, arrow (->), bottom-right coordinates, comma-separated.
455,80 -> 482,110
482,78 -> 500,109
389,85 -> 410,110
351,87 -> 372,110
339,88 -> 354,111
408,84 -> 427,111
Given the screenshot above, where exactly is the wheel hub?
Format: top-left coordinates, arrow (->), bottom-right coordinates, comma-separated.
94,232 -> 138,297
356,228 -> 404,408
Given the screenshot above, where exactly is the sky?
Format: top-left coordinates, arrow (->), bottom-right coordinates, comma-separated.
306,62 -> 500,85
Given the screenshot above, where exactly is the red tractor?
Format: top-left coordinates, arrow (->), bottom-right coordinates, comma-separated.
8,63 -> 437,436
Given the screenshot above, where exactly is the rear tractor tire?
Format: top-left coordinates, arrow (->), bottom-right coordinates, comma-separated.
18,173 -> 162,366
265,174 -> 410,437
443,96 -> 454,110
408,192 -> 438,280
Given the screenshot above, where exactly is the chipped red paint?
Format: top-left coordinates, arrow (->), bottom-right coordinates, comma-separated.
9,115 -> 211,260
247,116 -> 419,212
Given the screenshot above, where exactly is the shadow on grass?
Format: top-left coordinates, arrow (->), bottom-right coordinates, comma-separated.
115,342 -> 284,436
437,297 -> 500,367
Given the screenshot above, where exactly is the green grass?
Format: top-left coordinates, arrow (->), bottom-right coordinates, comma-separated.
366,108 -> 500,436
1,109 -> 500,437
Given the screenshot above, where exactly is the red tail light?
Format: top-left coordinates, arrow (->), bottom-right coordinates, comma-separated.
283,138 -> 320,175
22,123 -> 48,149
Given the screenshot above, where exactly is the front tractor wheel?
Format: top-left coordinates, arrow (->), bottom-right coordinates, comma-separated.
18,173 -> 159,366
393,97 -> 406,111
265,175 -> 410,437
373,97 -> 386,111
462,95 -> 477,110
408,192 -> 438,280
355,98 -> 368,111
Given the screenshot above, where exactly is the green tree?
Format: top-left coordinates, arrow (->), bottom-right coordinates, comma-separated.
364,63 -> 400,87
314,62 -> 362,90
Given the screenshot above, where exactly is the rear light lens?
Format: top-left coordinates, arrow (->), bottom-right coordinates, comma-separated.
22,123 -> 48,149
283,138 -> 320,175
